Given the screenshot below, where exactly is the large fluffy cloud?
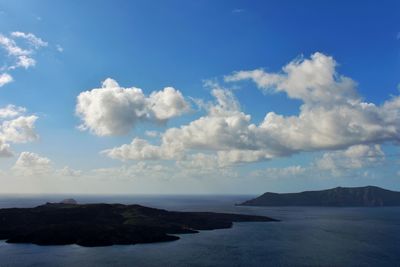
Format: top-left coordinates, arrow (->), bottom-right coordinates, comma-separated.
225,52 -> 358,105
223,52 -> 400,153
76,78 -> 190,136
149,87 -> 191,120
103,52 -> 400,167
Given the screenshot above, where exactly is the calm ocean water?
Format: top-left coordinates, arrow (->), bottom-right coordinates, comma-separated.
0,195 -> 399,267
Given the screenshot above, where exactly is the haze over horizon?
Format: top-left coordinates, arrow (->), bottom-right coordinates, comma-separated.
0,0 -> 399,194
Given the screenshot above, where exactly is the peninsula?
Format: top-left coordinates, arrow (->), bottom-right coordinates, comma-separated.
240,186 -> 400,207
0,203 -> 277,247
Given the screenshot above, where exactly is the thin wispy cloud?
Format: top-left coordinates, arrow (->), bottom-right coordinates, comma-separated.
232,8 -> 245,13
0,31 -> 47,87
56,44 -> 63,52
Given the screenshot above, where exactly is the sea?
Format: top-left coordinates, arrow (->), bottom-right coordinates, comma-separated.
0,194 -> 399,267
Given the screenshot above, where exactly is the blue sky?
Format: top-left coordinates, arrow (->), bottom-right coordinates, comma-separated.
0,0 -> 399,194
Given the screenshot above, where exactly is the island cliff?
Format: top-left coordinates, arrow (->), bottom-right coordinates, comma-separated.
240,186 -> 400,207
0,203 -> 277,247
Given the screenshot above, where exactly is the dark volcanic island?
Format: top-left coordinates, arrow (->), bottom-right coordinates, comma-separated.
0,203 -> 277,247
241,186 -> 400,207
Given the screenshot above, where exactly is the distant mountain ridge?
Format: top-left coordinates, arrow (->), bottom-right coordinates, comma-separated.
240,186 -> 400,207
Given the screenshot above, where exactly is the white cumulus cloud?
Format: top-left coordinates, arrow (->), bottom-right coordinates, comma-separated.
225,52 -> 358,105
0,115 -> 38,143
102,53 -> 400,169
149,87 -> 190,120
12,152 -> 51,176
76,78 -> 190,136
